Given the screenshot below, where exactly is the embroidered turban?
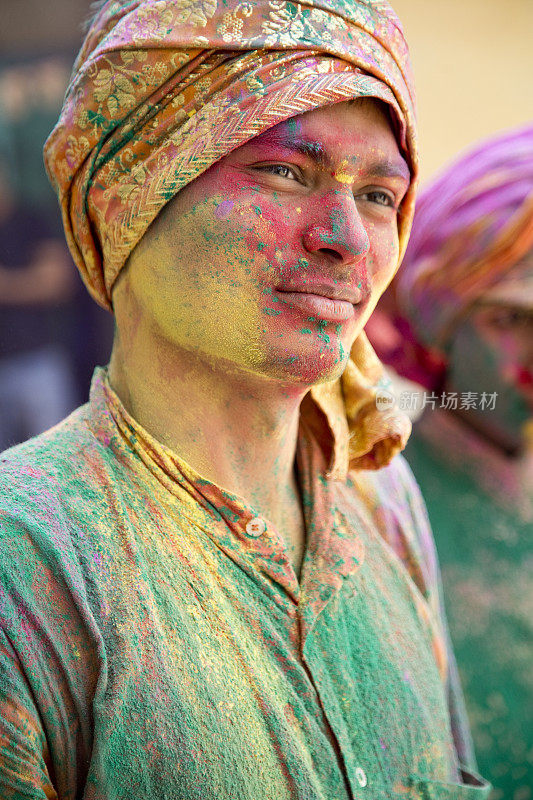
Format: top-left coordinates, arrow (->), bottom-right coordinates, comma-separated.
395,123 -> 533,353
44,0 -> 419,470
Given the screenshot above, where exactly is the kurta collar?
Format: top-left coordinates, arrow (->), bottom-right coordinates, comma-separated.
87,367 -> 366,624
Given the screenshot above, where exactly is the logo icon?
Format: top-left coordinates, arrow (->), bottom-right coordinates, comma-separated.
375,388 -> 395,412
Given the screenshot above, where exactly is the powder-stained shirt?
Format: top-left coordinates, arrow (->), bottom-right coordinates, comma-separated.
0,370 -> 491,800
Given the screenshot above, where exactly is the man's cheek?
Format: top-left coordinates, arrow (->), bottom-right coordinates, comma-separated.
180,199 -> 264,267
493,332 -> 523,385
368,235 -> 400,292
237,205 -> 302,276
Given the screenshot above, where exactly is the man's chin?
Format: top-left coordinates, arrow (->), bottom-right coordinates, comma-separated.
267,347 -> 352,387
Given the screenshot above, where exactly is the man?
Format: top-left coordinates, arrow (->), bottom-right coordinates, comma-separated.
0,1 -> 490,798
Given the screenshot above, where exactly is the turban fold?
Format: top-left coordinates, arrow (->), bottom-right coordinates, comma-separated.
44,0 -> 418,471
395,124 -> 533,352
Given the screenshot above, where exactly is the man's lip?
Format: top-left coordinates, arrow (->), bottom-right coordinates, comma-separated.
275,282 -> 367,305
516,367 -> 533,388
273,291 -> 356,322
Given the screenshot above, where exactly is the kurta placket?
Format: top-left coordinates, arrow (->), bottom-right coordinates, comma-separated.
296,407 -> 366,800
106,370 -> 365,796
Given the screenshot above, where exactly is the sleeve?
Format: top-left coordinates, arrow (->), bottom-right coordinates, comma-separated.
0,463 -> 100,800
0,627 -> 58,800
369,454 -> 479,772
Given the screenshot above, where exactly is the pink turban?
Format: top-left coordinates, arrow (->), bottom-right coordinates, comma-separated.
396,124 -> 533,352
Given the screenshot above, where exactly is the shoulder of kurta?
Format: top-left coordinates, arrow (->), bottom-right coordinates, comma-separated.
348,454 -> 439,603
0,402 -> 110,571
377,453 -> 434,536
350,454 -> 432,530
0,401 -> 108,502
0,405 -> 106,661
0,410 -> 102,779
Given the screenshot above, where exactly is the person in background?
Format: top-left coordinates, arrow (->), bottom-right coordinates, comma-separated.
367,124 -> 533,800
0,161 -> 78,449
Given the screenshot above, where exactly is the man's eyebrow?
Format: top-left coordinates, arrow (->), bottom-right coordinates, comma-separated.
366,159 -> 411,183
252,130 -> 336,171
251,130 -> 410,182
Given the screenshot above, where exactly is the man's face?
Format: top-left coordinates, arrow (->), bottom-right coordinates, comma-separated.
121,98 -> 410,385
470,259 -> 533,411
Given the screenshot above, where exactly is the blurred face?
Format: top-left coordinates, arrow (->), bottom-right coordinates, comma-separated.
120,99 -> 409,385
446,258 -> 533,449
471,302 -> 533,410
467,254 -> 533,413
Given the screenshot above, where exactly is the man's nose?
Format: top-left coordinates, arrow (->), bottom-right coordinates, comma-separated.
302,194 -> 370,265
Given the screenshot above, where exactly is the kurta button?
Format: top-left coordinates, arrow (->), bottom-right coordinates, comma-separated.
355,767 -> 367,787
245,517 -> 266,537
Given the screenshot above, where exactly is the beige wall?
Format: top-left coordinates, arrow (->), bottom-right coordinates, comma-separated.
392,0 -> 533,183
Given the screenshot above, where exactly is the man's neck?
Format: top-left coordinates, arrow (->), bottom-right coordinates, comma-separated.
108,329 -> 309,570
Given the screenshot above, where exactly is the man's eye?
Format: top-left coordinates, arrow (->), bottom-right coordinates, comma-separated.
491,311 -> 515,328
489,309 -> 530,328
257,164 -> 298,180
362,189 -> 396,207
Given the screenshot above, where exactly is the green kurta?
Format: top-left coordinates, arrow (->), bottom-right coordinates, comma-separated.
405,414 -> 532,800
0,371 -> 491,799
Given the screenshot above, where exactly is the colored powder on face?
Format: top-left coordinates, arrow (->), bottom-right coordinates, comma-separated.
333,171 -> 354,185
287,118 -> 296,131
331,159 -> 357,185
215,200 -> 234,219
